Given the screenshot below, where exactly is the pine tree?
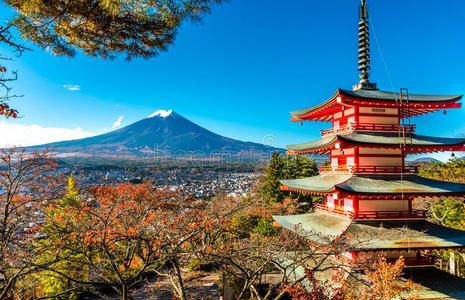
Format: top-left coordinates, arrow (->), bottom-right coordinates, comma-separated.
263,152 -> 285,203
263,153 -> 319,203
7,0 -> 225,60
284,155 -> 319,179
34,175 -> 84,300
297,155 -> 319,178
60,175 -> 80,207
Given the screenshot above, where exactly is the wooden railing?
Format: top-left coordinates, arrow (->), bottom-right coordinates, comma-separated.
353,210 -> 427,220
320,123 -> 416,137
318,165 -> 419,174
402,257 -> 435,266
354,165 -> 418,174
313,203 -> 427,220
313,203 -> 352,218
320,124 -> 353,136
386,257 -> 434,267
318,165 -> 353,174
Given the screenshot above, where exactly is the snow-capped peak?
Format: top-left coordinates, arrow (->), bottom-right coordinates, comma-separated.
148,110 -> 173,118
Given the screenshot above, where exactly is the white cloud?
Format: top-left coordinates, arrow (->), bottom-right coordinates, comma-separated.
112,115 -> 124,128
63,84 -> 80,91
0,122 -> 94,147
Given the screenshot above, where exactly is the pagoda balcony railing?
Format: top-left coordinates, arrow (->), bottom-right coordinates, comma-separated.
320,123 -> 416,137
314,203 -> 427,220
388,257 -> 435,267
319,165 -> 419,175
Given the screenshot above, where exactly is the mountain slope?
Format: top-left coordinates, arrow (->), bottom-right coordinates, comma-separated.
29,110 -> 282,162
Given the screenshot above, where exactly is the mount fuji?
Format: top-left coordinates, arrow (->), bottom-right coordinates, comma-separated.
28,110 -> 282,164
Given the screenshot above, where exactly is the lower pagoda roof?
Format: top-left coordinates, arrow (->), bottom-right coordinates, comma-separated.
273,212 -> 465,250
281,174 -> 465,196
287,131 -> 465,154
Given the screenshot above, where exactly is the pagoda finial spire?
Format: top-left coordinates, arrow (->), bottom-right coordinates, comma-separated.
353,0 -> 377,91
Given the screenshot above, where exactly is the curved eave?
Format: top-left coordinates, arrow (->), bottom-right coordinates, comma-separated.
290,89 -> 342,121
286,136 -> 337,155
273,212 -> 465,251
280,175 -> 352,195
281,185 -> 335,196
287,133 -> 465,155
281,185 -> 465,197
339,89 -> 463,103
289,89 -> 463,122
281,175 -> 465,196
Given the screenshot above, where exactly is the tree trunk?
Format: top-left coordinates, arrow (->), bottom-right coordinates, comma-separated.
450,252 -> 456,275
122,284 -> 128,300
172,258 -> 187,300
237,281 -> 250,300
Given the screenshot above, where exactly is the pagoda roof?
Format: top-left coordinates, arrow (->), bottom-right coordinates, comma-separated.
287,131 -> 465,154
280,174 -> 465,195
273,211 -> 465,250
341,88 -> 462,103
290,88 -> 463,120
400,268 -> 465,299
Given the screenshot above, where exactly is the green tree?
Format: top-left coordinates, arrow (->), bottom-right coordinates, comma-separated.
263,152 -> 285,203
263,152 -> 320,204
7,0 -> 225,60
419,158 -> 465,184
284,155 -> 318,179
34,175 -> 84,299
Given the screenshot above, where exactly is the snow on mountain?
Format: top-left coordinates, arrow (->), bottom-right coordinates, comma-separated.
147,110 -> 173,118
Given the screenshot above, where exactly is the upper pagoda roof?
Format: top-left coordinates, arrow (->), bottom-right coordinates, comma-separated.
290,88 -> 463,121
280,174 -> 465,195
273,211 -> 465,250
342,88 -> 462,103
287,131 -> 465,155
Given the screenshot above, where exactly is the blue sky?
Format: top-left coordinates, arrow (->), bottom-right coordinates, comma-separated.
1,0 -> 465,161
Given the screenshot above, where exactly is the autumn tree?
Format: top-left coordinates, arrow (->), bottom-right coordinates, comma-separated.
199,187 -> 353,300
0,147 -> 60,298
355,256 -> 418,300
36,183 -> 180,299
6,0 -> 226,60
150,193 -> 246,300
36,182 -> 245,300
0,22 -> 30,119
284,255 -> 418,300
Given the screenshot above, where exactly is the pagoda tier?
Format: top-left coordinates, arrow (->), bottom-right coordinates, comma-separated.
280,174 -> 465,196
280,174 -> 465,221
291,88 -> 463,122
273,212 -> 465,268
286,131 -> 465,155
273,212 -> 465,251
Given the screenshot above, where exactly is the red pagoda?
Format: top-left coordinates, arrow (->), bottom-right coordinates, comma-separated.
273,0 -> 465,276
